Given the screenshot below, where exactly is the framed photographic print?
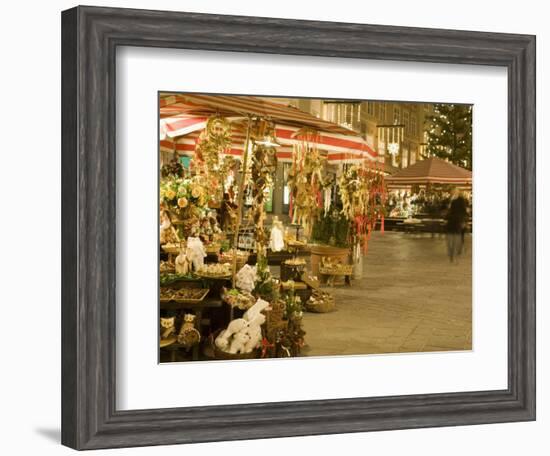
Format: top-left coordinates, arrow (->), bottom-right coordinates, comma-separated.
61,5 -> 536,450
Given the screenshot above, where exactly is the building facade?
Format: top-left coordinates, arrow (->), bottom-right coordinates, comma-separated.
270,98 -> 433,169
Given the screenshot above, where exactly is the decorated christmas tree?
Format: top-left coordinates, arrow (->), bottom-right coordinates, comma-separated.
425,104 -> 472,170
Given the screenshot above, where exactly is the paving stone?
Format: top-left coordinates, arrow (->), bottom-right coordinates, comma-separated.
302,232 -> 472,357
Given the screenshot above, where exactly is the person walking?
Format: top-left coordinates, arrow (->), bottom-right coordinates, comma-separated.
445,188 -> 468,262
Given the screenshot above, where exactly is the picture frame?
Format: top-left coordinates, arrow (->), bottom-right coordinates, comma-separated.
61,5 -> 535,450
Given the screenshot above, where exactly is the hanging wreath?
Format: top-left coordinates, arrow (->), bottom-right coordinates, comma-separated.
195,115 -> 232,174
288,128 -> 327,237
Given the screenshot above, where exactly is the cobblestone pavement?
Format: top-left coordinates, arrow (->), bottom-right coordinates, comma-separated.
301,231 -> 472,357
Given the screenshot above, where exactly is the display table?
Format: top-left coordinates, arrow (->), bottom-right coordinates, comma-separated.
244,248 -> 310,266
319,268 -> 352,287
160,297 -> 223,361
396,219 -> 425,234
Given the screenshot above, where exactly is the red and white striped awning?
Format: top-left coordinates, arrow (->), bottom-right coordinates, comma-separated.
159,94 -> 376,163
160,115 -> 247,140
160,115 -> 208,139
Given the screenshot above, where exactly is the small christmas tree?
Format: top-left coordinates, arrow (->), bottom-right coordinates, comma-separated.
425,104 -> 472,170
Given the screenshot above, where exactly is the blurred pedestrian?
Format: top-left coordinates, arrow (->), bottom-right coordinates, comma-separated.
446,188 -> 468,262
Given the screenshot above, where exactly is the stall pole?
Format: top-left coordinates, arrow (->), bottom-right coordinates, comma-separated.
231,117 -> 253,289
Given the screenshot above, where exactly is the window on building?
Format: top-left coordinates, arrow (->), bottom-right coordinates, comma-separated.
402,148 -> 408,168
411,116 -> 417,136
393,106 -> 400,124
403,110 -> 410,134
378,103 -> 386,121
392,149 -> 399,167
367,101 -> 375,116
410,146 -> 417,165
345,104 -> 353,125
378,138 -> 385,156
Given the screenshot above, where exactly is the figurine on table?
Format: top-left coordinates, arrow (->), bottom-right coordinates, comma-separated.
269,216 -> 285,252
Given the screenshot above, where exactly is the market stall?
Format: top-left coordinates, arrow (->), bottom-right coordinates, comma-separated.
384,156 -> 472,232
158,94 -> 386,362
385,156 -> 472,189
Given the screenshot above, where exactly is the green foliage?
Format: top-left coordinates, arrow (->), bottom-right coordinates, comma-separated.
159,272 -> 195,286
253,255 -> 279,302
282,288 -> 303,320
310,211 -> 351,247
425,104 -> 472,170
220,239 -> 231,252
160,159 -> 183,178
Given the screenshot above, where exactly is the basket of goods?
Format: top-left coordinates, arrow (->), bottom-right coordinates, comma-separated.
159,287 -> 209,303
159,287 -> 176,302
210,298 -> 270,360
286,239 -> 307,249
161,243 -> 182,255
159,272 -> 196,287
171,287 -> 209,303
301,273 -> 320,290
210,329 -> 260,360
176,313 -> 201,348
195,262 -> 232,279
305,290 -> 336,313
205,242 -> 221,254
284,257 -> 306,267
280,280 -> 307,291
159,259 -> 175,273
318,257 -> 353,276
217,249 -> 249,270
221,287 -> 255,310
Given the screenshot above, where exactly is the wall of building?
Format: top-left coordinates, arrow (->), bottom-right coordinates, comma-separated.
275,97 -> 433,169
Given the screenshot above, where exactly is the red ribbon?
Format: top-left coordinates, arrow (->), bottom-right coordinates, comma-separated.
261,337 -> 275,358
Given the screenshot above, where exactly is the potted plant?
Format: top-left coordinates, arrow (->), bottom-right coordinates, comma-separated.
309,209 -> 352,279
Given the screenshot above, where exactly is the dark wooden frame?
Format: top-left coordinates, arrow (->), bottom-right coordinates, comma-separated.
61,5 -> 536,450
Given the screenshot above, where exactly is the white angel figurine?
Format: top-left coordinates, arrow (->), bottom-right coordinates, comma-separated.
235,264 -> 257,293
185,237 -> 206,271
175,248 -> 189,275
269,216 -> 285,252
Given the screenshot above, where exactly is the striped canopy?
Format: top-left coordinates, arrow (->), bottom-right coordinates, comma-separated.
159,93 -> 376,163
385,157 -> 472,188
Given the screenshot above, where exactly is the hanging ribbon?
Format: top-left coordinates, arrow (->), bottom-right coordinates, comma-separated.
261,337 -> 275,358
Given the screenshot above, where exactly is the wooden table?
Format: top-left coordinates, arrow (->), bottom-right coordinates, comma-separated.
160,296 -> 223,361
319,268 -> 352,287
396,220 -> 424,235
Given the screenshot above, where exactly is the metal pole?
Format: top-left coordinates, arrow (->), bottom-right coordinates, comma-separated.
231,117 -> 252,289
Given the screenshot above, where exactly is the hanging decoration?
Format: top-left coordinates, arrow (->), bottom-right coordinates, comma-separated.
248,120 -> 280,304
249,119 -> 279,260
338,160 -> 386,255
378,124 -> 404,165
159,173 -> 212,238
194,115 -> 232,174
288,128 -> 326,237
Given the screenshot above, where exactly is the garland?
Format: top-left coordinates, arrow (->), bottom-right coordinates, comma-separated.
194,116 -> 232,174
337,161 -> 387,253
288,129 -> 326,237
